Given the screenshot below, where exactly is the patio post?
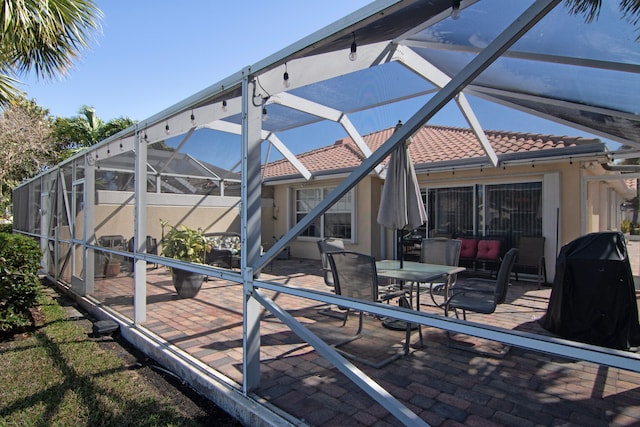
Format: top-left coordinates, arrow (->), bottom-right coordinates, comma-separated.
133,129 -> 148,324
241,74 -> 264,392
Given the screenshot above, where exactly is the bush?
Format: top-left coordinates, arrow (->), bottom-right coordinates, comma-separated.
0,223 -> 12,234
0,233 -> 42,333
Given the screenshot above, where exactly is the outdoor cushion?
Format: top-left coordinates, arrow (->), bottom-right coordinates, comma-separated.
458,238 -> 478,259
205,232 -> 241,252
476,239 -> 501,261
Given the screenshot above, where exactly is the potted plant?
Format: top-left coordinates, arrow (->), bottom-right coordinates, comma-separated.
160,220 -> 212,298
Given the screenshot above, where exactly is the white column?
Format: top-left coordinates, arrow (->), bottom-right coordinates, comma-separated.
133,130 -> 147,324
84,155 -> 95,294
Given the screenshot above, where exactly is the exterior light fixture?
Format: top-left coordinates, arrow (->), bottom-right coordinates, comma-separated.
221,99 -> 228,112
165,123 -> 170,134
451,0 -> 461,19
349,33 -> 357,61
262,105 -> 267,122
283,64 -> 290,88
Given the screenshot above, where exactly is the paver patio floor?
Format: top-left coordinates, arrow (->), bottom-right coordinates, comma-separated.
89,255 -> 640,426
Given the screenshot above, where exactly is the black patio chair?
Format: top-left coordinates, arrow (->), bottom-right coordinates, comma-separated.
418,238 -> 462,307
443,247 -> 518,358
513,236 -> 547,288
316,238 -> 348,318
317,238 -> 345,289
326,251 -> 409,368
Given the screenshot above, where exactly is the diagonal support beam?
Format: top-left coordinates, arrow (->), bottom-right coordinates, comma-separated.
204,120 -> 312,180
273,92 -> 384,175
396,45 -> 499,166
265,133 -> 312,180
252,289 -> 428,427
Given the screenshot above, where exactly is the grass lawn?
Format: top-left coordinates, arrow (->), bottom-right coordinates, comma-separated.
0,286 -> 236,426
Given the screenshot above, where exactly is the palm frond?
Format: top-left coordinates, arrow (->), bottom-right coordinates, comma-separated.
0,73 -> 24,107
565,0 -> 640,26
0,0 -> 102,80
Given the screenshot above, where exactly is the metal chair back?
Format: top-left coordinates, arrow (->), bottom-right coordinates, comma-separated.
420,238 -> 461,266
495,248 -> 519,304
317,238 -> 345,288
326,251 -> 378,301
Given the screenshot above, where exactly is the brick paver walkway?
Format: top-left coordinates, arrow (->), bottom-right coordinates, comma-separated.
89,257 -> 640,426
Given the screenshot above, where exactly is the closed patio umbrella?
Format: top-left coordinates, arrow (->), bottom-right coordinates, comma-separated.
377,121 -> 427,268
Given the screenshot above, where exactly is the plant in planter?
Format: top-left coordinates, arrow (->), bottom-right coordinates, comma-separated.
160,220 -> 212,298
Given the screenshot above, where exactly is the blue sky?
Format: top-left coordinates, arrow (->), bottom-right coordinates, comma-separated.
19,0 -> 621,157
21,1 -> 373,121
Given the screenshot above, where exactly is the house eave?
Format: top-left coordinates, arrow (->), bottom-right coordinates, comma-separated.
262,167 -> 379,186
414,144 -> 608,174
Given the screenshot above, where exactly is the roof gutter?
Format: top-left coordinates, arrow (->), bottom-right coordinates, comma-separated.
601,163 -> 640,173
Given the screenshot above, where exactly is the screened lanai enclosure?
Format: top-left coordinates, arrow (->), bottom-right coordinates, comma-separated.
12,0 -> 640,425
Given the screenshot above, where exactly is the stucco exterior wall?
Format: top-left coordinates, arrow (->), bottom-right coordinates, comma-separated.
93,191 -> 241,249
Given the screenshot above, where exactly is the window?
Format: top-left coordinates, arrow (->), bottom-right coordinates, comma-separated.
427,186 -> 475,237
427,181 -> 542,249
295,187 -> 353,239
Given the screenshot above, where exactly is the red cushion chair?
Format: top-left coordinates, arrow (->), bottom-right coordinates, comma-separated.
476,239 -> 502,277
476,239 -> 501,261
458,238 -> 478,259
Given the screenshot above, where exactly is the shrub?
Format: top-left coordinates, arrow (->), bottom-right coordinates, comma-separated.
0,223 -> 12,233
0,233 -> 42,333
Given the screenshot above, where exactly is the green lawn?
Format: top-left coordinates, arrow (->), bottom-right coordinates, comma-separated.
0,289 -> 209,426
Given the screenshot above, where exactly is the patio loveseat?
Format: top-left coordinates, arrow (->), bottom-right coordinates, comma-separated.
457,236 -> 503,276
204,232 -> 240,269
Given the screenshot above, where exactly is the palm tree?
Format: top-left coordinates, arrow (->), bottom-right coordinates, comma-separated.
0,0 -> 102,106
52,105 -> 136,161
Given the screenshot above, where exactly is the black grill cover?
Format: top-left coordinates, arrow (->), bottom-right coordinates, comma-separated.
540,232 -> 640,349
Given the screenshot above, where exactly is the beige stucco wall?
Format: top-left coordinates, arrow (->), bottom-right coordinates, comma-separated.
93,191 -> 241,250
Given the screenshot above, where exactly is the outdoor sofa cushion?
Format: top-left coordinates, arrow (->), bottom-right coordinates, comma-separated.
458,238 -> 478,259
476,239 -> 501,261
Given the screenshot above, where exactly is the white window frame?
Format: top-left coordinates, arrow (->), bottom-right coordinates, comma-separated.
294,186 -> 355,241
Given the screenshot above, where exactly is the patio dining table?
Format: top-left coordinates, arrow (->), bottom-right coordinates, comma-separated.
375,260 -> 466,347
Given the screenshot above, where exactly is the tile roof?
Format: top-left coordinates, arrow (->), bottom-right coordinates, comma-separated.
262,124 -> 602,180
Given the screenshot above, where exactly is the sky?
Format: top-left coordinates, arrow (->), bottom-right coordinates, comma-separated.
21,1 -> 374,121
19,0 -> 623,159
